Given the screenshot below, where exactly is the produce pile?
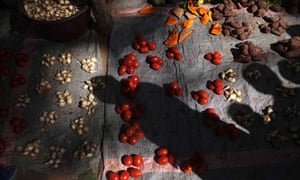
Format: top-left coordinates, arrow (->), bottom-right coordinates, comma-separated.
104,0 -> 300,179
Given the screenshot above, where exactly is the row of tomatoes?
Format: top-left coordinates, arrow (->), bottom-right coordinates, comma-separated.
0,50 -> 30,156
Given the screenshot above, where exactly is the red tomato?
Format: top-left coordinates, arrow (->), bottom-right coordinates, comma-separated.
205,108 -> 216,114
206,80 -> 215,90
139,45 -> 149,54
125,53 -> 136,61
170,81 -> 179,90
213,51 -> 222,59
155,155 -> 169,165
123,58 -> 134,66
204,53 -> 213,61
169,47 -> 179,54
118,65 -> 127,76
132,41 -> 141,50
131,121 -> 141,129
127,167 -> 142,178
147,42 -> 157,50
191,91 -> 199,100
132,154 -> 144,167
132,60 -> 140,68
213,88 -> 223,95
122,155 -> 133,166
122,110 -> 132,122
130,75 -> 140,83
206,112 -> 220,121
126,66 -> 135,74
212,58 -> 222,65
197,90 -> 209,98
107,171 -> 119,180
133,129 -> 144,139
119,170 -> 130,180
121,103 -> 131,112
198,97 -> 209,105
166,51 -> 174,59
124,126 -> 136,137
155,147 -> 168,156
119,133 -> 128,143
138,39 -> 148,47
213,79 -> 224,88
175,88 -> 183,97
150,63 -> 161,70
127,136 -> 138,145
174,53 -> 183,61
181,162 -> 193,173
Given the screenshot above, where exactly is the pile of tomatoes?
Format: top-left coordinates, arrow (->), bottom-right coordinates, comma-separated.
107,154 -> 144,180
166,81 -> 184,97
165,47 -> 183,61
118,54 -> 140,76
204,51 -> 222,65
132,34 -> 157,54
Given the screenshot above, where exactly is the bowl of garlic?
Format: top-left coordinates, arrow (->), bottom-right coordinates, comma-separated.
19,0 -> 90,42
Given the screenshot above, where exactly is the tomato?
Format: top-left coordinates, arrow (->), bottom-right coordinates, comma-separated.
124,126 -> 136,137
140,46 -> 149,54
132,41 -> 141,50
213,79 -> 224,88
169,47 -> 179,54
147,42 -> 157,51
122,110 -> 132,122
150,63 -> 161,70
155,155 -> 169,165
126,66 -> 135,74
107,171 -> 119,180
212,58 -> 222,65
125,53 -> 136,61
206,80 -> 215,90
132,154 -> 144,167
131,121 -> 141,129
181,162 -> 193,173
157,58 -> 164,65
198,97 -> 209,105
204,53 -> 213,61
119,133 -> 128,143
121,103 -> 131,112
130,75 -> 140,83
174,53 -> 183,61
155,147 -> 168,156
135,33 -> 146,42
205,108 -> 216,114
206,112 -> 220,121
133,129 -> 144,139
197,90 -> 209,98
166,51 -> 174,59
213,88 -> 223,95
138,39 -> 148,47
175,88 -> 183,97
191,91 -> 199,100
123,58 -> 134,66
119,170 -> 130,180
213,51 -> 222,59
127,136 -> 138,145
127,167 -> 142,178
170,81 -> 179,90
118,65 -> 127,76
122,155 -> 133,166
132,60 -> 140,68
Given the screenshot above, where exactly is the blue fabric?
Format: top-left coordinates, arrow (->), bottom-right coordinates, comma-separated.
0,166 -> 17,180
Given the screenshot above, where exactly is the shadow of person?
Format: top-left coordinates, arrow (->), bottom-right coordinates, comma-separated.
227,62 -> 300,137
286,25 -> 300,37
91,75 -> 228,176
